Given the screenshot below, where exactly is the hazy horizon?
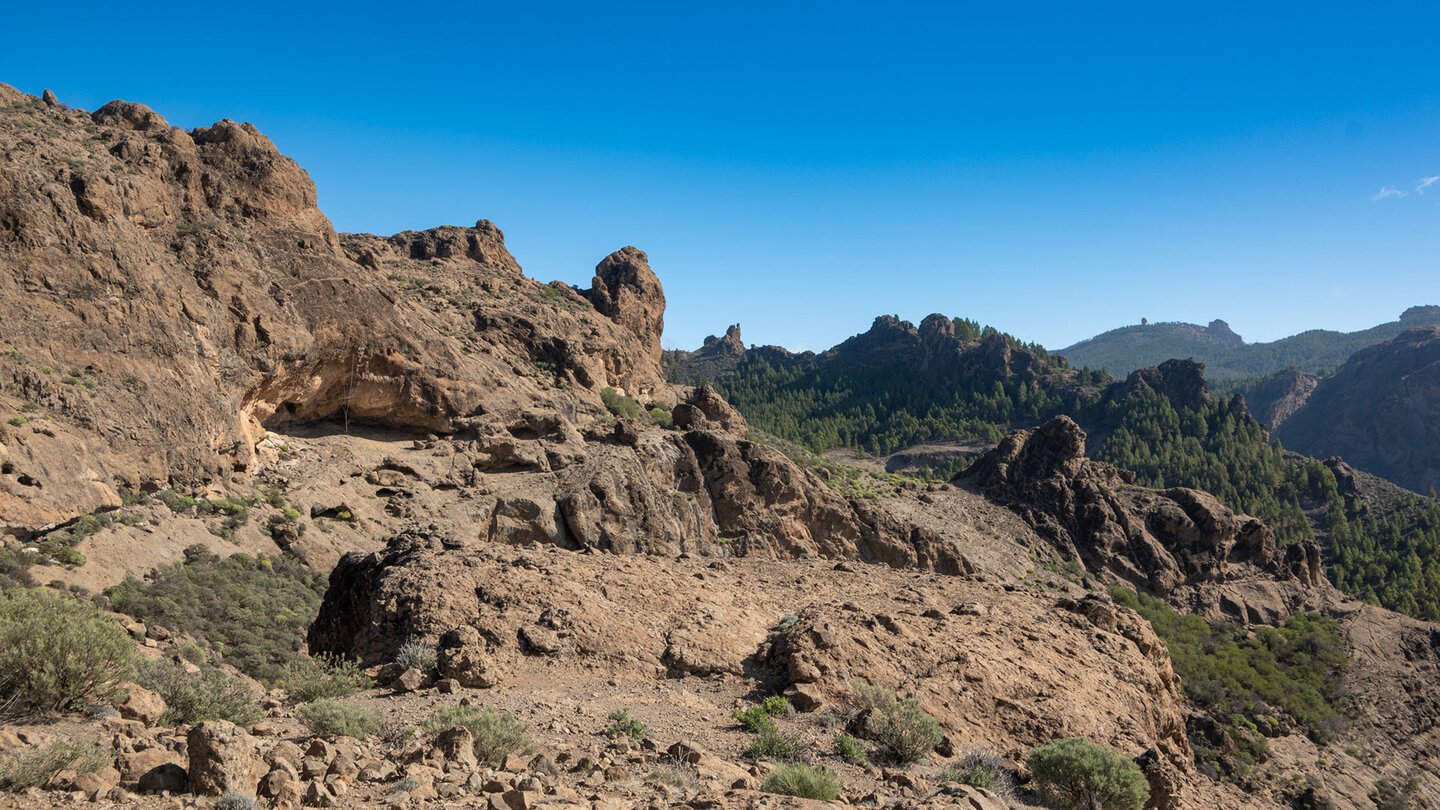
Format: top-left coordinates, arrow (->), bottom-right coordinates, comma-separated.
6,2 -> 1437,354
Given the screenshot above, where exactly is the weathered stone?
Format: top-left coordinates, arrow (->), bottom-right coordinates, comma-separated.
187,720 -> 261,797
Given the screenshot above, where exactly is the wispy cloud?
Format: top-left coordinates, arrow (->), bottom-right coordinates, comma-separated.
1373,186 -> 1408,201
1417,176 -> 1439,195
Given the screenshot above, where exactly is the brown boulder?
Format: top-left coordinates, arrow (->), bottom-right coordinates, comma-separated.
187,720 -> 262,797
437,626 -> 501,688
117,684 -> 166,727
91,100 -> 171,132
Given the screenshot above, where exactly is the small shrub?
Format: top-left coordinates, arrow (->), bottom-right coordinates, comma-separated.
281,652 -> 372,702
84,702 -> 119,719
0,548 -> 35,590
421,705 -> 533,766
1027,738 -> 1149,810
6,416 -> 27,427
156,489 -> 197,514
762,695 -> 794,717
834,733 -> 866,764
298,699 -> 381,738
600,387 -> 640,419
646,763 -> 700,790
647,406 -> 673,428
605,708 -> 647,739
180,643 -> 207,665
138,660 -> 263,726
733,705 -> 778,734
941,751 -> 1016,800
394,639 -> 437,673
0,738 -> 108,790
762,762 -> 841,800
747,730 -> 800,761
216,793 -> 256,810
850,679 -> 942,766
0,588 -> 135,715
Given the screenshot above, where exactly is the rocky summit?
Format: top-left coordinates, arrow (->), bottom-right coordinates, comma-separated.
2,83 -> 1440,810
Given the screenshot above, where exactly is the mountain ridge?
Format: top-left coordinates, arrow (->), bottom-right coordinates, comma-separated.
1059,305 -> 1440,380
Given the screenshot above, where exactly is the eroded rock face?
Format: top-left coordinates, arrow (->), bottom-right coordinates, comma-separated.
1277,325 -> 1440,493
0,93 -> 668,534
583,247 -> 665,380
959,416 -> 1329,619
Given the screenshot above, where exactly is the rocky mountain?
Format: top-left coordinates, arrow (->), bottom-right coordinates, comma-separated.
1275,325 -> 1440,495
2,83 -> 1440,810
1060,306 -> 1440,380
665,313 -> 1103,458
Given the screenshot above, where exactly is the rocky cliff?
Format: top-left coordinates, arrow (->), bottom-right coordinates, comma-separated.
1275,326 -> 1440,494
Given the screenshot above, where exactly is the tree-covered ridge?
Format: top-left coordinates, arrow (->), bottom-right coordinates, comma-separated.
1324,489 -> 1440,622
1086,392 -> 1317,545
677,311 -> 1440,622
1061,306 -> 1440,380
707,317 -> 1101,455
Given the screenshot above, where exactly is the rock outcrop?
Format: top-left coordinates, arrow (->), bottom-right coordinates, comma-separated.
1102,359 -> 1212,413
0,90 -> 660,535
1276,325 -> 1440,493
1236,368 -> 1320,430
959,416 -> 1330,622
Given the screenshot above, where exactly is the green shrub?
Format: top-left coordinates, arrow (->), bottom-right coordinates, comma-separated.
761,762 -> 841,800
421,705 -> 533,766
733,705 -> 778,734
850,679 -> 942,766
0,548 -> 35,590
156,489 -> 197,514
138,660 -> 262,726
0,738 -> 108,790
0,588 -> 135,715
605,708 -> 647,739
1027,738 -> 1149,810
747,730 -> 799,761
393,639 -> 437,673
298,699 -> 380,738
647,406 -> 673,428
761,696 -> 794,717
6,416 -> 27,427
106,548 -> 327,682
834,733 -> 866,764
281,652 -> 372,702
1111,586 -> 1347,773
600,387 -> 640,419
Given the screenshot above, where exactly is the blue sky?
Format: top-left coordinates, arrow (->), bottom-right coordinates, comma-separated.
4,2 -> 1438,352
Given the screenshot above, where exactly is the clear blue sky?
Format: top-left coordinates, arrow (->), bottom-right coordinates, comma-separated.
4,2 -> 1438,352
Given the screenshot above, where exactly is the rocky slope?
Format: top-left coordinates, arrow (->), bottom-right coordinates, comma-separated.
1059,306 -> 1440,380
3,83 -> 1440,810
1274,326 -> 1440,494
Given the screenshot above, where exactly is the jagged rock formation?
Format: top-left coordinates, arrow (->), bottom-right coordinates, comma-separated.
1102,359 -> 1212,412
0,87 -> 660,535
1276,325 -> 1440,494
1235,368 -> 1320,430
959,416 -> 1330,622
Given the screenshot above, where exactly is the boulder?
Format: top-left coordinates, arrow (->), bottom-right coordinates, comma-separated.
438,626 -> 501,688
117,684 -> 166,727
187,720 -> 262,797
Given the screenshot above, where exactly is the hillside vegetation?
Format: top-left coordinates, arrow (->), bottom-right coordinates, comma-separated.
1059,306 -> 1440,380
